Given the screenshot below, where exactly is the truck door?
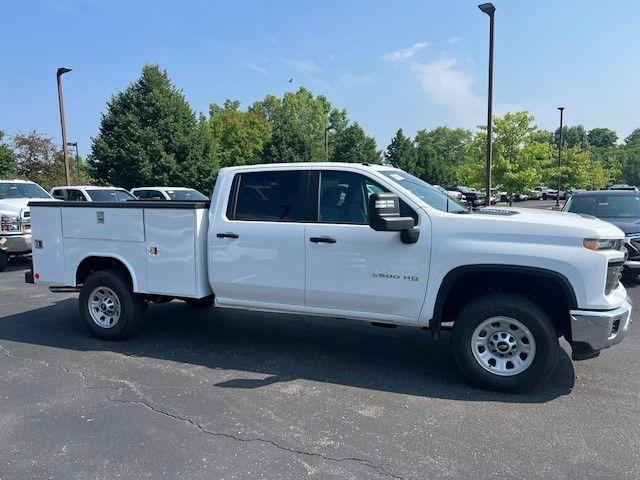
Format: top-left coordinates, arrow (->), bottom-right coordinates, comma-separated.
210,170 -> 307,307
305,169 -> 430,321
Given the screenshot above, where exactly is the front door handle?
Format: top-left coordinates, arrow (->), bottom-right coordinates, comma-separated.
310,236 -> 337,244
217,232 -> 239,239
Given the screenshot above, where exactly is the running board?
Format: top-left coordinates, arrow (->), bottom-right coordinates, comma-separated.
49,286 -> 81,293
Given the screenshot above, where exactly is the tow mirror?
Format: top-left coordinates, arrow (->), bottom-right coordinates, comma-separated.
368,193 -> 416,233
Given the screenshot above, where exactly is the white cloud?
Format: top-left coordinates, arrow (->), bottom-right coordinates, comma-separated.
411,58 -> 482,114
381,41 -> 428,63
448,36 -> 462,44
244,62 -> 270,76
287,59 -> 320,73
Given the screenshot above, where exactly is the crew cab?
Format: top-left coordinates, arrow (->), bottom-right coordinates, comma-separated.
0,179 -> 52,271
131,186 -> 208,201
26,163 -> 632,392
50,185 -> 135,202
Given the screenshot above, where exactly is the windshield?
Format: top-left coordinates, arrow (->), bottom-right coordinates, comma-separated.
0,182 -> 51,199
379,170 -> 468,213
86,189 -> 135,202
564,194 -> 640,218
166,189 -> 208,200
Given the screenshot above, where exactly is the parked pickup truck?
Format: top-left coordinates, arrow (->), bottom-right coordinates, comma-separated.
26,163 -> 632,392
0,179 -> 52,271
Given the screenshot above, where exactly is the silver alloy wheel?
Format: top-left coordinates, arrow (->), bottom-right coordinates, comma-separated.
88,286 -> 121,328
471,316 -> 536,376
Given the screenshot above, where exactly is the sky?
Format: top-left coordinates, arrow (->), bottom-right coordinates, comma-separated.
2,0 -> 640,156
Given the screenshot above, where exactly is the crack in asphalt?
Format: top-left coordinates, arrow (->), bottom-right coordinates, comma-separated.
107,393 -> 405,480
0,342 -> 405,480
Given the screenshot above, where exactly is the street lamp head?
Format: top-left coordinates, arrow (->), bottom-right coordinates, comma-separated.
478,3 -> 495,16
57,67 -> 72,76
557,106 -> 565,112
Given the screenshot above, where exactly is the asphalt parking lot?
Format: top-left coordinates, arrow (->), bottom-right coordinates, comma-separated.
1,200 -> 638,480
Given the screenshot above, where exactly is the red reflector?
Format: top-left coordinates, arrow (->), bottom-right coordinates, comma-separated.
34,273 -> 40,280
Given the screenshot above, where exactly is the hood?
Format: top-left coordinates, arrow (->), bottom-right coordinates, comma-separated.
593,217 -> 640,235
0,198 -> 51,215
458,206 -> 625,241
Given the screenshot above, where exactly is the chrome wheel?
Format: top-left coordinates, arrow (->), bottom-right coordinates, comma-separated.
88,286 -> 121,328
471,316 -> 536,376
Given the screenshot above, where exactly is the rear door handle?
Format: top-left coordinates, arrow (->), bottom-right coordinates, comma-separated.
217,232 -> 239,239
310,236 -> 336,244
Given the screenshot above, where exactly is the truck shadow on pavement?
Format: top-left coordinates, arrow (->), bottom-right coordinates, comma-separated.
0,296 -> 575,403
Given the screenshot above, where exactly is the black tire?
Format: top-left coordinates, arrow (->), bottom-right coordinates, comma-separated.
0,250 -> 7,272
79,269 -> 145,340
451,293 -> 559,393
542,193 -> 548,200
183,295 -> 214,309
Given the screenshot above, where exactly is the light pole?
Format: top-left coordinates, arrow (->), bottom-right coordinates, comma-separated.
324,126 -> 334,161
556,107 -> 565,207
478,3 -> 495,207
57,67 -> 73,185
67,141 -> 79,173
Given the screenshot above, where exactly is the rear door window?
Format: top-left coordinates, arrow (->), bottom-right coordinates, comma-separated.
230,171 -> 306,222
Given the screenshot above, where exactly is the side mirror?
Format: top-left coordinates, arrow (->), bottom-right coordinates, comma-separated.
368,193 -> 415,232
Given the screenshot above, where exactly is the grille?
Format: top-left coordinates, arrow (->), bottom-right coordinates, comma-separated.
605,260 -> 624,295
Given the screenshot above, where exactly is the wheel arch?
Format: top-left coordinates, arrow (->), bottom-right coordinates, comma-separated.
429,264 -> 578,337
75,254 -> 138,291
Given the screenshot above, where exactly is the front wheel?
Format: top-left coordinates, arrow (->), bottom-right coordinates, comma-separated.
451,293 -> 559,393
79,270 -> 145,340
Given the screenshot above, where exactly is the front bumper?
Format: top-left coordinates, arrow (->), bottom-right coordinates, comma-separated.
0,233 -> 32,254
569,298 -> 632,359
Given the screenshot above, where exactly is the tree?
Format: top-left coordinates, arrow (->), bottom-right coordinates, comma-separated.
89,64 -> 199,189
555,125 -> 588,149
587,128 -> 618,148
385,129 -> 418,175
620,128 -> 640,186
208,100 -> 271,168
330,123 -> 380,164
559,146 -> 608,190
253,88 -> 337,163
0,131 -> 16,177
414,126 -> 472,186
12,131 -> 66,190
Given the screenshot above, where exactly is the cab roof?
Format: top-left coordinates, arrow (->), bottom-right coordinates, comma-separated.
0,179 -> 38,184
131,186 -> 193,190
51,185 -> 128,190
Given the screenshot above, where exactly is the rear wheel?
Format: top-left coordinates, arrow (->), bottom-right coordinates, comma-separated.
451,293 -> 559,393
0,251 -> 7,272
79,270 -> 144,339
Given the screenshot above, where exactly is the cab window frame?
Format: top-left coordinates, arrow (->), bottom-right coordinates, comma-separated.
309,169 -> 419,225
226,170 -> 311,223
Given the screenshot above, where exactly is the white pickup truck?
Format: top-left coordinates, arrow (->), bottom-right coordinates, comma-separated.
26,163 -> 632,392
0,179 -> 52,271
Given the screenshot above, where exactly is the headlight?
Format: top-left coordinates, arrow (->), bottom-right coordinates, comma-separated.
1,215 -> 22,232
583,238 -> 622,251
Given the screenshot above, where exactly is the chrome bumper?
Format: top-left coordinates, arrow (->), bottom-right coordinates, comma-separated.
570,299 -> 632,353
0,233 -> 32,254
